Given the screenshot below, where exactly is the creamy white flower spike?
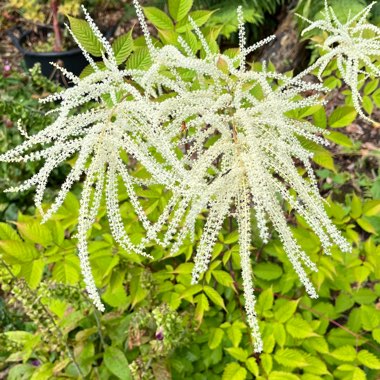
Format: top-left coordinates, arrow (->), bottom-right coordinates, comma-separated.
0,1 -> 354,351
298,0 -> 380,122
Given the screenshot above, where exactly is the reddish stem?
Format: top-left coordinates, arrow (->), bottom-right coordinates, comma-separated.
51,0 -> 62,51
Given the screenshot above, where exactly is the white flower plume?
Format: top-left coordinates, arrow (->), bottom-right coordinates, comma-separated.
298,0 -> 380,122
0,2 -> 353,351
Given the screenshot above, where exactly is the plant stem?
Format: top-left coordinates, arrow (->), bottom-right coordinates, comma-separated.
51,0 -> 62,51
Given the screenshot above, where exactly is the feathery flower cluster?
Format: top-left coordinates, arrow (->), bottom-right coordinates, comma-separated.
299,0 -> 380,121
0,1 -> 358,351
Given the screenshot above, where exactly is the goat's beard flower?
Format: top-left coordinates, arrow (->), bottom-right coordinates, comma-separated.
0,1 -> 353,351
134,7 -> 351,351
299,0 -> 380,122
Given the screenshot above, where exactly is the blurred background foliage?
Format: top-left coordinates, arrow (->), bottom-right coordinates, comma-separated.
0,0 -> 380,379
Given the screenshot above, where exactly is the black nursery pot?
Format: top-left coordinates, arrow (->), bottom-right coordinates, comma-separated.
7,25 -> 116,82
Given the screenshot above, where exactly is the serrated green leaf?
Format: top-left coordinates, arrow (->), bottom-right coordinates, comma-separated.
212,270 -> 234,287
0,223 -> 21,241
269,372 -> 300,380
208,327 -> 224,349
253,262 -> 283,280
257,287 -> 274,312
286,316 -> 317,339
274,348 -> 309,368
112,30 -> 134,65
260,352 -> 273,374
364,79 -> 379,95
68,16 -> 103,56
222,362 -> 247,380
357,350 -> 380,369
325,131 -> 353,147
169,0 -> 193,22
179,284 -> 202,299
227,324 -> 242,347
16,221 -> 52,247
274,300 -> 299,323
350,193 -> 362,219
203,285 -> 226,310
330,345 -> 356,361
125,47 -> 152,70
20,259 -> 44,289
0,240 -> 39,264
328,106 -> 357,127
143,7 -> 174,30
273,323 -> 286,347
246,357 -> 259,376
313,150 -> 336,172
225,347 -> 248,362
52,258 -> 80,285
176,10 -> 214,32
195,293 -> 209,323
372,328 -> 380,344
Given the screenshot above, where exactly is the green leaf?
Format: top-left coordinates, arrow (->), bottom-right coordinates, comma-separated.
158,29 -> 179,45
125,47 -> 152,70
330,345 -> 356,361
273,323 -> 286,347
312,150 -> 336,172
260,353 -> 273,374
246,358 -> 259,376
269,372 -> 300,380
20,259 -> 44,289
143,7 -> 174,30
173,262 -> 194,274
364,79 -> 379,95
0,240 -> 39,264
357,350 -> 380,369
195,293 -> 209,323
306,337 -> 329,354
225,347 -> 248,362
362,95 -> 373,115
52,257 -> 80,285
68,16 -> 103,56
360,305 -> 380,331
212,270 -> 234,287
0,223 -> 21,241
162,291 -> 181,310
372,328 -> 380,344
79,62 -> 106,78
112,30 -> 134,65
353,289 -> 376,305
203,285 -> 226,310
104,346 -> 132,379
16,222 -> 52,247
227,323 -> 243,347
208,327 -> 224,349
224,230 -> 239,244
328,106 -> 357,128
373,88 -> 380,108
286,316 -> 317,339
179,284 -> 202,299
357,217 -> 377,234
304,356 -> 329,375
274,348 -> 309,368
274,300 -> 299,323
253,263 -> 283,280
257,287 -> 274,312
350,193 -> 362,219
222,362 -> 247,380
169,0 -> 193,22
325,131 -> 353,147
176,10 -> 214,32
